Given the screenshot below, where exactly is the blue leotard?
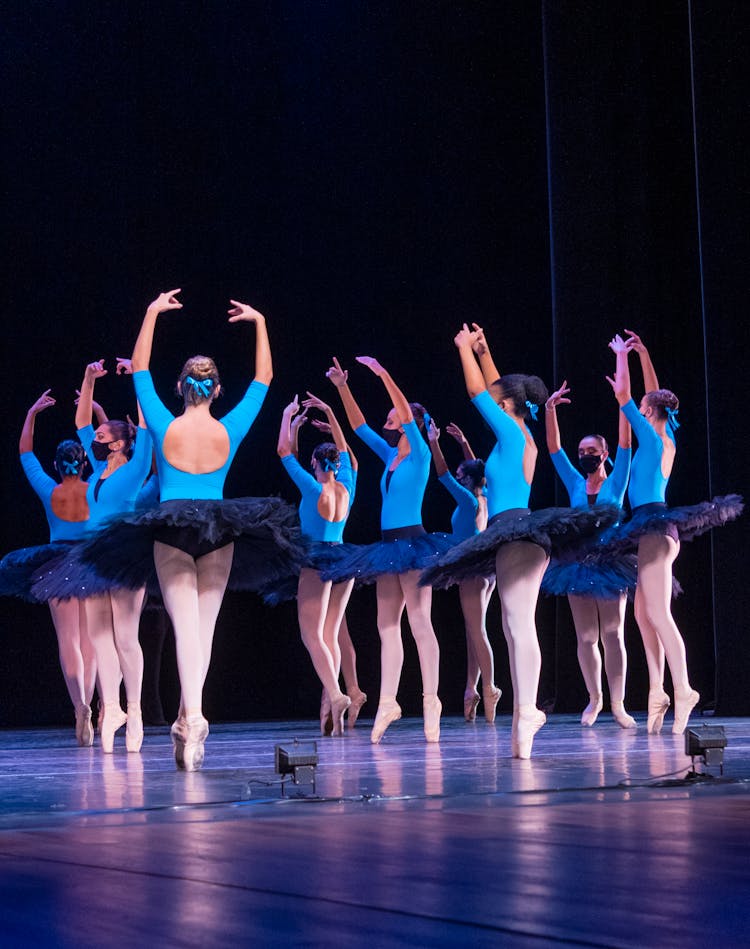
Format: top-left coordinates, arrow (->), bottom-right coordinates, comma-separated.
438,472 -> 479,541
551,446 -> 631,508
133,370 -> 268,501
282,452 -> 356,542
20,452 -> 89,542
355,421 -> 430,531
77,425 -> 153,530
620,400 -> 673,507
471,390 -> 532,517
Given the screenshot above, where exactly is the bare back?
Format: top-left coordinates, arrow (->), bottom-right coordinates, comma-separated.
162,414 -> 231,474
317,480 -> 350,523
50,481 -> 89,522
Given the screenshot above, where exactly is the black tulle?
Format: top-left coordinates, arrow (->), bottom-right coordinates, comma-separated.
0,542 -> 75,603
320,532 -> 454,586
600,495 -> 744,551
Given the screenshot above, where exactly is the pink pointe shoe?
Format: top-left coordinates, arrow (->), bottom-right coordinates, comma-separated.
581,693 -> 604,727
371,697 -> 402,744
320,691 -> 333,736
126,704 -> 144,753
75,704 -> 94,747
423,694 -> 442,743
672,689 -> 700,735
647,690 -> 670,735
347,689 -> 368,730
515,705 -> 546,759
483,686 -> 502,724
611,701 -> 637,729
172,714 -> 209,771
100,704 -> 127,754
330,692 -> 352,737
464,689 -> 480,722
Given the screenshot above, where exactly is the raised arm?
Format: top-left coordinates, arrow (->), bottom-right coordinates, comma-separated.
617,402 -> 632,450
116,358 -> 147,430
326,357 -> 366,430
311,417 -> 358,470
355,357 -> 413,425
289,407 -> 308,458
277,396 -> 300,458
445,422 -> 476,461
606,334 -> 631,406
302,392 -> 348,453
228,300 -> 272,386
19,390 -> 56,454
75,360 -> 108,430
471,322 -> 501,388
624,329 -> 659,394
132,290 -> 183,372
454,325 -> 486,399
426,420 -> 449,477
544,380 -> 570,454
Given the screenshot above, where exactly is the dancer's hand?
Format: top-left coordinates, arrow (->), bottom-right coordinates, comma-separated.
84,360 -> 108,380
115,357 -> 133,375
356,356 -> 386,376
471,323 -> 487,355
623,328 -> 646,353
454,323 -> 477,349
427,419 -> 440,443
302,392 -> 331,414
325,357 -> 348,387
147,290 -> 182,314
228,300 -> 265,323
290,409 -> 308,434
311,418 -> 332,434
545,381 -> 571,410
445,422 -> 467,444
608,334 -> 629,355
29,390 -> 55,414
283,395 -> 301,417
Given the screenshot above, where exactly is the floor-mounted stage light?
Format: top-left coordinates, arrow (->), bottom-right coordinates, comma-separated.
275,740 -> 318,794
685,725 -> 727,774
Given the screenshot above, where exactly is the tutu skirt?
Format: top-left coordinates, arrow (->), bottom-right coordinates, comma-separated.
31,497 -> 306,601
420,505 -> 620,590
260,540 -> 357,606
0,541 -> 75,603
320,528 -> 453,586
601,496 -> 744,551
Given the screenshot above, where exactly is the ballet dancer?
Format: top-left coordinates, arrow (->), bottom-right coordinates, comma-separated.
322,356 -> 451,743
426,418 -> 500,723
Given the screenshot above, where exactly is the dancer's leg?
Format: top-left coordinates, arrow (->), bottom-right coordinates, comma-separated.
84,593 -> 127,751
110,587 -> 146,706
567,594 -> 604,725
322,578 -> 353,681
401,570 -> 441,741
371,574 -> 406,742
338,613 -> 360,693
459,577 -> 499,721
78,601 -> 97,706
195,543 -> 234,689
297,568 -> 345,699
48,598 -> 88,710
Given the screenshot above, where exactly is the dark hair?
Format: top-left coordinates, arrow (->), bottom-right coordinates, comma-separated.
54,440 -> 87,479
643,389 -> 679,420
579,434 -> 609,454
178,355 -> 221,407
105,419 -> 137,457
312,441 -> 340,472
496,374 -> 549,422
457,458 -> 486,492
408,402 -> 428,432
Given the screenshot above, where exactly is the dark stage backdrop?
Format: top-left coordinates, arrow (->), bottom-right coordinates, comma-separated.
2,1 -> 747,726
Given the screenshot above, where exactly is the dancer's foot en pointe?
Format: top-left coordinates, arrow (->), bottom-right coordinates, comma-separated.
320,691 -> 333,736
347,688 -> 367,730
100,703 -> 127,754
611,701 -> 637,729
515,704 -> 546,759
463,688 -> 480,722
172,713 -> 209,771
483,685 -> 502,724
672,689 -> 700,735
370,696 -> 401,744
581,693 -> 603,727
647,689 -> 670,735
423,693 -> 442,743
75,704 -> 94,747
125,703 -> 144,753
330,691 -> 352,737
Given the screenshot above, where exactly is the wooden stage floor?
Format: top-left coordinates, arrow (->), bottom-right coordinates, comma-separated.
1,712 -> 749,947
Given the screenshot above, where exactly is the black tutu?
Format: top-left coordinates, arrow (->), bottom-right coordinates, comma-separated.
30,497 -> 306,601
320,531 -> 454,586
601,496 -> 744,551
542,551 -> 637,600
420,506 -> 620,590
0,542 -> 75,603
260,541 -> 357,606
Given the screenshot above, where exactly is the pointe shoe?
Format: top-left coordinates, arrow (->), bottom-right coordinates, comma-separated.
331,692 -> 352,737
100,704 -> 127,754
483,686 -> 502,724
172,714 -> 209,771
370,697 -> 402,744
511,706 -> 519,758
126,705 -> 144,753
516,705 -> 546,759
581,693 -> 604,727
611,701 -> 638,729
320,691 -> 333,736
464,688 -> 480,722
647,690 -> 670,735
347,689 -> 367,730
672,689 -> 700,735
423,694 -> 442,743
75,704 -> 94,747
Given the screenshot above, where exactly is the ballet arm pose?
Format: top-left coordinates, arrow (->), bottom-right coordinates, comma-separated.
606,333 -> 634,408
326,356 -> 366,431
312,417 -> 359,472
445,422 -> 476,461
75,360 -> 108,432
277,395 -> 304,458
289,405 -> 308,457
75,390 -> 108,426
471,322 -> 501,388
544,380 -> 571,455
454,324 -> 487,398
19,390 -> 56,454
131,290 -> 183,372
426,419 -> 449,477
302,392 -> 349,453
624,328 -> 659,393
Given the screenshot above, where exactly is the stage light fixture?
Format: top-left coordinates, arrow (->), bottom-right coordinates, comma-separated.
275,740 -> 318,794
685,725 -> 727,773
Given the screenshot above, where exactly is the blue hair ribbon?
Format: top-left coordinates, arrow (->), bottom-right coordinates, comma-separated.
322,458 -> 338,472
665,407 -> 680,432
186,376 -> 214,398
61,459 -> 80,475
423,412 -> 432,431
525,400 -> 539,422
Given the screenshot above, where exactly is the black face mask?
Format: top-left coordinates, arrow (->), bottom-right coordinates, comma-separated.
381,427 -> 402,448
578,454 -> 603,475
91,440 -> 116,462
